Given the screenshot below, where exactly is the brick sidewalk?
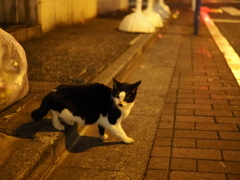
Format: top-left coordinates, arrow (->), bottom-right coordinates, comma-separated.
145,9 -> 240,180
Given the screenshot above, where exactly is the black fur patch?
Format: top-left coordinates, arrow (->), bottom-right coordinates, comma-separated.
108,106 -> 121,125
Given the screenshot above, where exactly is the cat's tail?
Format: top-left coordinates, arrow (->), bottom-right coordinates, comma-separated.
31,93 -> 52,121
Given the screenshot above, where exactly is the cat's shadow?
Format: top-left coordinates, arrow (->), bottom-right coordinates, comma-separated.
69,136 -> 125,153
62,122 -> 125,153
16,119 -> 125,153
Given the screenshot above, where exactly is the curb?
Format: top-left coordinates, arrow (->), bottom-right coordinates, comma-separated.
200,11 -> 240,86
9,25 -> 42,43
0,30 -> 159,180
93,33 -> 159,86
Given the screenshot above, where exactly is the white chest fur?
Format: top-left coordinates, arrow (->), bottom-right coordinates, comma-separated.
119,102 -> 134,119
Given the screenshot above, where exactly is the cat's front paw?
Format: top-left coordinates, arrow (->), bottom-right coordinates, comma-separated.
124,137 -> 135,144
65,121 -> 74,126
99,134 -> 108,140
54,124 -> 65,131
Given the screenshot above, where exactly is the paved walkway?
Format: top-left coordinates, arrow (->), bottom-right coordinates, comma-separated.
144,8 -> 240,180
42,7 -> 240,180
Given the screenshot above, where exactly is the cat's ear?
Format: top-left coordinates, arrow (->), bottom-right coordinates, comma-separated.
131,80 -> 141,92
132,80 -> 141,88
112,78 -> 120,89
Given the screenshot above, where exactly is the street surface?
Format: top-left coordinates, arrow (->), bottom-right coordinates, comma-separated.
168,0 -> 240,59
204,1 -> 240,62
20,12 -> 138,84
42,1 -> 240,180
0,1 -> 240,180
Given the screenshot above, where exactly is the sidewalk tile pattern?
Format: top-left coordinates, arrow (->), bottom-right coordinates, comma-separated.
145,9 -> 240,180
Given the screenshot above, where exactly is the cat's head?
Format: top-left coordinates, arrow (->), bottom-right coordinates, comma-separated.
112,78 -> 141,107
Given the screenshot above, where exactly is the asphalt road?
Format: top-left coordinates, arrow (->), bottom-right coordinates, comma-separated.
204,2 -> 240,60
167,0 -> 240,60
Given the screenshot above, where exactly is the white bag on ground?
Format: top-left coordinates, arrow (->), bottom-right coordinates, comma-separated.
0,28 -> 29,112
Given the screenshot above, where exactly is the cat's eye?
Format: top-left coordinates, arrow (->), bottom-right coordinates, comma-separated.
131,90 -> 136,94
125,94 -> 131,100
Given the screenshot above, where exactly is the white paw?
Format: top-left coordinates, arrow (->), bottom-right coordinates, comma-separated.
99,134 -> 108,140
66,121 -> 74,126
124,137 -> 135,144
54,124 -> 65,131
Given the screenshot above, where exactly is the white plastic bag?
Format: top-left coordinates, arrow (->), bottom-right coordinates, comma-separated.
0,28 -> 29,112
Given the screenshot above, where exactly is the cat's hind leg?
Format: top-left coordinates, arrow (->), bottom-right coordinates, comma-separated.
98,125 -> 108,140
50,110 -> 65,131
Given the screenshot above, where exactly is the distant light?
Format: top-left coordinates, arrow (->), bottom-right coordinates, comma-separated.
201,12 -> 211,24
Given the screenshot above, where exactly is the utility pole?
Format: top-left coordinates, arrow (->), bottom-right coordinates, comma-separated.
194,0 -> 201,35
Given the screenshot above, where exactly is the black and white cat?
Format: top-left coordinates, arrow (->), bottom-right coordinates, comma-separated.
31,78 -> 141,144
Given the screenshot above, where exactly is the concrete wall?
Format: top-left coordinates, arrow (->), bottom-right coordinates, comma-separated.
1,0 -> 129,33
38,0 -> 98,33
0,0 -> 38,27
24,0 -> 39,26
0,0 -> 16,25
98,0 -> 129,15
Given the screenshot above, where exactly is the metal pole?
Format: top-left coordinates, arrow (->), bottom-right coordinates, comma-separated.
194,0 -> 201,35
